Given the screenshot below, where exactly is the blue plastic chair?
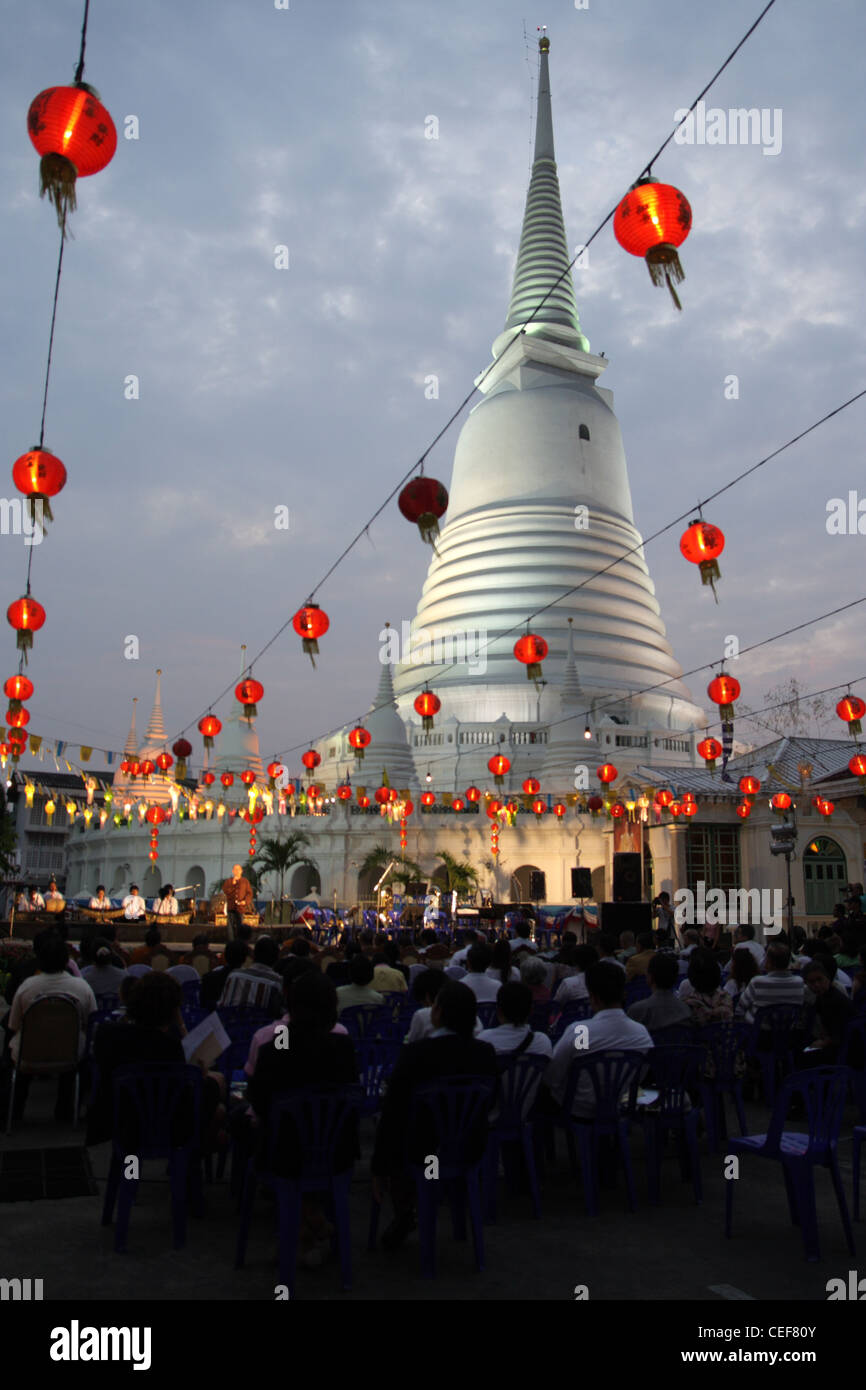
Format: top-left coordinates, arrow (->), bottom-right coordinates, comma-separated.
529,1001 -> 553,1035
475,1001 -> 499,1030
747,1003 -> 808,1106
234,1084 -> 363,1296
339,1004 -> 399,1041
181,1003 -> 209,1032
724,1065 -> 856,1262
557,1049 -> 646,1216
356,1035 -> 402,1117
126,964 -> 153,978
635,1044 -> 705,1204
853,1124 -> 866,1220
180,978 -> 201,1007
484,1053 -> 548,1221
101,1062 -> 203,1252
699,1020 -> 751,1150
548,998 -> 592,1044
839,1016 -> 866,1119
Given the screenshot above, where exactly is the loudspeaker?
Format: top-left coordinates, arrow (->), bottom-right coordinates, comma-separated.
571,867 -> 593,898
613,852 -> 642,902
528,870 -> 546,901
601,901 -> 652,939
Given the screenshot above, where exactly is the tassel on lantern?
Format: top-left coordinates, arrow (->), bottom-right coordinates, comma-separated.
645,244 -> 685,310
39,152 -> 78,232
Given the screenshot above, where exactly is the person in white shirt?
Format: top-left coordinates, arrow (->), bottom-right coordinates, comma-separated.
404,968 -> 482,1043
554,944 -> 597,1003
544,960 -> 653,1118
122,884 -> 147,920
486,939 -> 520,988
27,887 -> 46,911
15,890 -> 31,912
478,982 -> 553,1059
449,931 -> 483,971
7,932 -> 96,1064
44,879 -> 64,904
730,924 -> 766,970
153,884 -> 179,916
509,921 -> 538,953
89,885 -> 111,911
460,944 -> 501,1003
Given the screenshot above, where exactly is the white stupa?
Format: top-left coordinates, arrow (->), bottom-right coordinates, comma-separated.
394,35 -> 703,744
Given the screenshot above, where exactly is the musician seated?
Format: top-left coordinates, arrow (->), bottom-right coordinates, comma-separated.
121,884 -> 147,921
44,879 -> 65,906
153,884 -> 179,917
20,887 -> 46,912
89,885 -> 112,911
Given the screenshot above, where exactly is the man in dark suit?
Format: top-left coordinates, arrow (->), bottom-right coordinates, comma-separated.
371,980 -> 498,1249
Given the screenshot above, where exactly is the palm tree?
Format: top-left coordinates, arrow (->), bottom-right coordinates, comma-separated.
250,831 -> 318,923
435,849 -> 479,899
357,844 -> 422,898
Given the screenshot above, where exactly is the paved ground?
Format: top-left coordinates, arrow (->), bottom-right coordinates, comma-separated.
1,1078 -> 859,1304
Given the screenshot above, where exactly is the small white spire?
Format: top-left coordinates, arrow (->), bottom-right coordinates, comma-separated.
123,697 -> 139,756
145,669 -> 165,742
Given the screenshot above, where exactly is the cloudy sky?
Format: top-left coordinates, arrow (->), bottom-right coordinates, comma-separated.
1,0 -> 864,776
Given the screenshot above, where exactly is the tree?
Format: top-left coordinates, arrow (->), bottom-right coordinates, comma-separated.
435,849 -> 479,898
357,844 -> 422,895
738,677 -> 833,740
250,832 -> 319,923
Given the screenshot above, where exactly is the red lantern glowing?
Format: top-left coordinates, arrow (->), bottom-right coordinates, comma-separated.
707,673 -> 741,723
12,447 -> 67,525
487,754 -> 511,786
198,714 -> 221,749
267,761 -> 283,780
145,805 -> 165,826
680,520 -> 724,597
522,777 -> 541,796
613,177 -> 692,310
307,783 -> 322,800
532,798 -> 546,817
202,771 -> 215,786
736,802 -> 752,819
357,795 -> 370,809
656,789 -> 674,808
414,688 -> 441,732
681,801 -> 697,817
221,772 -> 234,788
465,786 -> 481,803
697,736 -> 723,771
140,760 -> 155,777
836,694 -> 866,737
240,770 -> 256,786
374,786 -> 390,805
336,783 -> 352,801
292,602 -> 329,666
398,477 -> 449,545
235,678 -> 264,719
402,800 -> 414,818
149,850 -> 159,862
597,764 -> 618,786
819,800 -> 835,818
553,802 -> 567,818
513,633 -> 549,681
6,707 -> 29,728
119,759 -> 130,774
302,749 -> 322,772
7,594 -> 46,661
155,752 -> 173,772
610,803 -> 626,818
848,753 -> 866,785
27,85 -> 117,230
421,791 -> 435,807
738,776 -> 760,801
771,792 -> 792,812
348,726 -> 371,761
669,803 -> 682,818
452,798 -> 465,812
4,674 -> 33,715
487,799 -> 502,817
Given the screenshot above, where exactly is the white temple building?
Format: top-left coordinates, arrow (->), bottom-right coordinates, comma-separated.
60,40 -> 865,927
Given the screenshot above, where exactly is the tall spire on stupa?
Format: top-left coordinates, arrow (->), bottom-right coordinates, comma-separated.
496,32 -> 589,357
144,669 -> 166,743
364,628 -> 417,790
122,698 -> 139,757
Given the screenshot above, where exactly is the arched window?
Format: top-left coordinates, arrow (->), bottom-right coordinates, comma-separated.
511,864 -> 545,903
579,424 -> 590,441
802,836 -> 847,917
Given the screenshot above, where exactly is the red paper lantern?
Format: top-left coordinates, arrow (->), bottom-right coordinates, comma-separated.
145,805 -> 166,826
697,736 -> 723,771
336,783 -> 352,801
140,759 -> 155,777
452,798 -> 465,812
357,795 -> 370,809
465,786 -> 481,803
613,177 -> 692,309
487,754 -> 511,786
27,85 -> 117,229
398,477 -> 449,545
532,798 -> 546,817
374,786 -> 390,805
587,795 -> 603,816
553,802 -> 567,818
155,752 -> 173,772
522,777 -> 541,796
819,800 -> 835,818
129,760 -> 141,777
6,707 -> 29,728
848,753 -> 866,785
149,850 -> 159,862
221,772 -> 234,788
12,447 -> 67,525
173,737 -> 192,779
738,776 -> 760,801
252,807 -> 265,823
202,771 -> 215,786
736,802 -> 752,819
235,678 -> 264,719
348,726 -> 371,760
487,799 -> 502,817
198,714 -> 222,749
680,520 -> 725,595
302,749 -> 322,772
307,783 -> 322,800
421,791 -> 436,807
7,594 -> 46,661
4,674 -> 33,715
402,800 -> 414,818
656,789 -> 674,808
771,792 -> 792,812
707,674 -> 741,722
119,759 -> 130,774
240,770 -> 256,786
292,602 -> 329,666
610,803 -> 626,819
669,802 -> 682,818
513,633 -> 549,681
681,801 -> 698,817
597,764 -> 618,785
505,800 -> 519,816
414,688 -> 441,732
267,761 -> 283,780
836,694 -> 866,737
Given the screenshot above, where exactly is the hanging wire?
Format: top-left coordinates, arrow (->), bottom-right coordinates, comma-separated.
73,0 -> 91,86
